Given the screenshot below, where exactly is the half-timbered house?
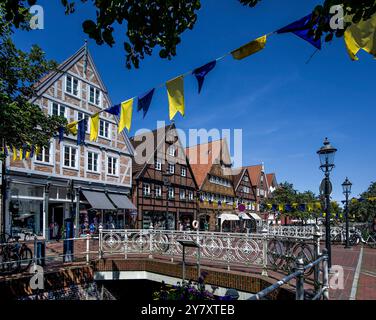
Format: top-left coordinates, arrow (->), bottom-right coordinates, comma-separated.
185,139 -> 237,232
130,124 -> 198,230
4,44 -> 135,239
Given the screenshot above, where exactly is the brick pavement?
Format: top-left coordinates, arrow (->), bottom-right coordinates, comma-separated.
356,247 -> 376,300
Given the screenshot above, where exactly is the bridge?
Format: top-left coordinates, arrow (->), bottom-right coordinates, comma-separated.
0,226 -> 374,300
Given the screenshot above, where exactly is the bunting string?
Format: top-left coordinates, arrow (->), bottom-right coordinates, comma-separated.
3,11 -> 374,153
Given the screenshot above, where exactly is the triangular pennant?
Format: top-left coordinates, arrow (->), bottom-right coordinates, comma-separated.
58,126 -> 65,143
105,104 -> 121,116
277,14 -> 321,50
192,60 -> 217,94
137,88 -> 155,118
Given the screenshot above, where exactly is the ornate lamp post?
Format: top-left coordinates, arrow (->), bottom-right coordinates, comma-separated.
342,177 -> 352,248
317,138 -> 337,269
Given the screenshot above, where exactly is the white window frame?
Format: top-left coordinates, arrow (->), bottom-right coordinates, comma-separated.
143,183 -> 151,196
179,189 -> 186,200
155,159 -> 162,171
181,166 -> 186,177
107,155 -> 119,176
34,142 -> 53,165
99,119 -> 111,139
168,163 -> 175,174
155,185 -> 162,198
63,144 -> 78,170
50,102 -> 67,118
88,85 -> 101,106
168,145 -> 176,157
87,150 -> 100,173
168,187 -> 174,199
76,111 -> 90,134
188,191 -> 194,201
65,75 -> 80,97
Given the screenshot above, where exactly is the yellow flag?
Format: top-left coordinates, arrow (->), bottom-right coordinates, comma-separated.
166,76 -> 185,120
344,13 -> 376,60
90,113 -> 100,141
278,204 -> 284,211
118,98 -> 134,133
231,35 -> 267,60
12,147 -> 17,161
19,148 -> 23,160
25,150 -> 30,159
67,121 -> 79,135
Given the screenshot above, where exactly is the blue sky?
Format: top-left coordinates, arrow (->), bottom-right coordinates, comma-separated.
13,0 -> 375,202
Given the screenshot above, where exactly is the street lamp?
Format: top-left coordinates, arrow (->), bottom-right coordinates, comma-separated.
342,177 -> 352,248
317,138 -> 337,269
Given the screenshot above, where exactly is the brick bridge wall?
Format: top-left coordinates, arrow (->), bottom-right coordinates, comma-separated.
92,259 -> 295,300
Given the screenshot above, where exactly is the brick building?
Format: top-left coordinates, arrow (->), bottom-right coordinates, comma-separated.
130,124 -> 198,230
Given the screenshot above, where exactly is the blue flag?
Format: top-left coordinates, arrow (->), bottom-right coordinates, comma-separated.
4,145 -> 8,157
58,127 -> 65,143
30,146 -> 35,158
77,120 -> 86,145
137,88 -> 155,118
192,60 -> 217,94
105,104 -> 121,116
277,14 -> 322,50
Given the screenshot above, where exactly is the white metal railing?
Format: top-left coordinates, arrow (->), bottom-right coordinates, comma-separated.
98,228 -> 320,276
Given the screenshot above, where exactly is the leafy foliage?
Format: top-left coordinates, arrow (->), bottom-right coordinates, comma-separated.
349,181 -> 376,222
262,181 -> 343,224
0,12 -> 67,160
2,1 -> 376,69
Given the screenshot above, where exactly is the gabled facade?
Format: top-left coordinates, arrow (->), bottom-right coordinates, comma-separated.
245,164 -> 270,212
4,45 -> 134,238
185,139 -> 237,232
266,173 -> 278,194
131,124 -> 198,230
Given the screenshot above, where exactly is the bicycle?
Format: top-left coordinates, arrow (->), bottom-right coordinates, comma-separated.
349,230 -> 376,248
8,236 -> 33,272
0,242 -> 20,275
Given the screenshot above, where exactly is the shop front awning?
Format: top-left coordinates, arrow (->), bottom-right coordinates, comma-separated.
239,212 -> 251,220
249,212 -> 262,221
107,193 -> 136,210
82,190 -> 116,210
218,213 -> 239,222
